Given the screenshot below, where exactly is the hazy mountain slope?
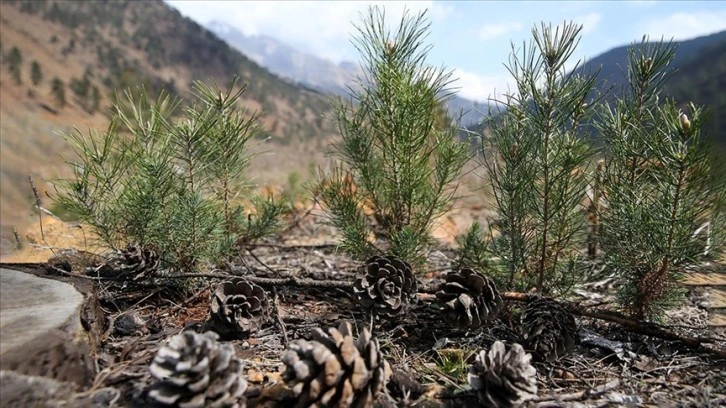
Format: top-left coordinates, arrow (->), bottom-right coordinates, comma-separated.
0,0 -> 339,254
207,20 -> 488,126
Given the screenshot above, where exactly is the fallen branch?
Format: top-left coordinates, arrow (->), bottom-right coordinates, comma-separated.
247,242 -> 339,250
499,292 -> 726,358
534,379 -> 621,406
164,273 -> 354,289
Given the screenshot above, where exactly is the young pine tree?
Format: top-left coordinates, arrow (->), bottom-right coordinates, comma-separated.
480,22 -> 599,294
316,7 -> 469,270
52,77 -> 284,274
597,38 -> 726,320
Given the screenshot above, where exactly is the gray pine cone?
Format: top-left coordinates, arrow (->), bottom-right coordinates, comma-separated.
147,331 -> 247,408
92,244 -> 160,280
210,279 -> 270,338
353,255 -> 418,318
521,297 -> 576,362
436,268 -> 503,328
280,321 -> 388,408
468,341 -> 537,408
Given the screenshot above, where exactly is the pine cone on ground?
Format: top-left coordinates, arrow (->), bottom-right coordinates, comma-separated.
436,268 -> 503,329
386,369 -> 426,405
353,255 -> 418,318
280,321 -> 389,408
210,279 -> 270,339
521,297 -> 577,362
468,341 -> 537,408
92,244 -> 160,281
147,331 -> 247,408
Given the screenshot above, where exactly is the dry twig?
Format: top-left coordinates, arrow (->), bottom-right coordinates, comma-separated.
534,379 -> 620,406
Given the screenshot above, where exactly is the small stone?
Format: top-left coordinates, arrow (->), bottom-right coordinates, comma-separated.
114,312 -> 147,336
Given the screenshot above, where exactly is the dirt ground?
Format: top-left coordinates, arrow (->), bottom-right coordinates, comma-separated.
1,207 -> 725,407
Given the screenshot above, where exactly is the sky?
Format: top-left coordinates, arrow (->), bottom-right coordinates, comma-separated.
165,1 -> 726,103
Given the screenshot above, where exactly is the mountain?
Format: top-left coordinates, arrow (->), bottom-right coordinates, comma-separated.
471,31 -> 726,148
207,20 -> 488,127
0,0 -> 339,254
576,30 -> 726,146
207,20 -> 359,97
664,35 -> 726,148
578,30 -> 726,96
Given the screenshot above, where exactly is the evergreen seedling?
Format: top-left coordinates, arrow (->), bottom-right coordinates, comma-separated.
52,76 -> 284,274
479,22 -> 599,294
316,7 -> 469,270
597,38 -> 725,320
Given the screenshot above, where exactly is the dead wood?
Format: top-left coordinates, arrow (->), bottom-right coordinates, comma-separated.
500,292 -> 726,358
166,272 -> 354,289
533,379 -> 620,406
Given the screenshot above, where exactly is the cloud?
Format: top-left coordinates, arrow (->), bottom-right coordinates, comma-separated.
573,13 -> 601,34
477,22 -> 524,41
429,2 -> 454,20
641,11 -> 726,41
626,0 -> 658,8
166,1 -> 434,63
451,68 -> 512,102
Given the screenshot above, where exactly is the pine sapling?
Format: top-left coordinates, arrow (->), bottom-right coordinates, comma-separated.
316,7 -> 469,270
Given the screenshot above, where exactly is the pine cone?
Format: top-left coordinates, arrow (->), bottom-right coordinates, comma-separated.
147,331 -> 247,408
280,321 -> 388,408
92,244 -> 160,281
210,279 -> 270,339
521,297 -> 576,362
353,255 -> 418,318
436,268 -> 503,328
468,341 -> 537,408
386,370 -> 426,405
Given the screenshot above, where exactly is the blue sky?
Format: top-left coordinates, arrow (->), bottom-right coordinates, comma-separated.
166,1 -> 726,102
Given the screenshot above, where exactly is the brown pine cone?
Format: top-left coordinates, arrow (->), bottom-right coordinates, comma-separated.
436,268 -> 503,328
521,296 -> 577,362
91,244 -> 160,281
209,278 -> 270,339
468,341 -> 537,408
280,321 -> 389,408
147,331 -> 247,408
353,255 -> 418,318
